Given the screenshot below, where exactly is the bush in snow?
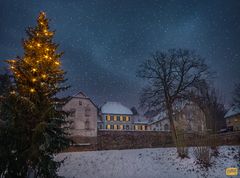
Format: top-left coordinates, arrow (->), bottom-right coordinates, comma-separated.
193,146 -> 212,168
193,134 -> 213,168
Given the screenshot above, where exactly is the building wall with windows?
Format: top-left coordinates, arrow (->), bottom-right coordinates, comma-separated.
102,114 -> 133,130
148,118 -> 170,131
148,102 -> 206,133
225,106 -> 240,131
99,102 -> 133,131
62,92 -> 98,138
174,102 -> 206,133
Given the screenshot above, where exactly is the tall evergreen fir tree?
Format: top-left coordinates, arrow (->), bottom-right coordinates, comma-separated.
4,12 -> 70,177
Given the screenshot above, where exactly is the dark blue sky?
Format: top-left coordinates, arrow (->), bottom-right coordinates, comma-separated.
0,0 -> 240,108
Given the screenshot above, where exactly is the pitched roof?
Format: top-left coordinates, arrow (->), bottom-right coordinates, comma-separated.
225,106 -> 240,118
65,91 -> 98,109
101,102 -> 133,115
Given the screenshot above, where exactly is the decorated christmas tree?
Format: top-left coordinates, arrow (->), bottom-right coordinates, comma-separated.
8,12 -> 65,98
3,12 -> 70,177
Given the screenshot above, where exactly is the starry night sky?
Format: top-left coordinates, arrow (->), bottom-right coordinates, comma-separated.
0,0 -> 240,108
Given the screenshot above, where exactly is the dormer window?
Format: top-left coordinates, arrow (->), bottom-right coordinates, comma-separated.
79,101 -> 82,106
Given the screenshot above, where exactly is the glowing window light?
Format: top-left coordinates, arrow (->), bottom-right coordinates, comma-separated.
32,78 -> 37,82
30,88 -> 35,93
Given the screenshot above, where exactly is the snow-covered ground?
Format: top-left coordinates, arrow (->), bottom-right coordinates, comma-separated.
56,146 -> 239,178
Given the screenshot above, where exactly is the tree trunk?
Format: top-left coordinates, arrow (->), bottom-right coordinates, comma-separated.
167,104 -> 178,146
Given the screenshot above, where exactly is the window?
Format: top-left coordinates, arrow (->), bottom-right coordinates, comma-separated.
85,120 -> 90,130
106,125 -> 110,129
110,115 -> 114,121
85,106 -> 91,117
110,125 -> 114,129
156,123 -> 159,127
114,115 -> 117,121
126,116 -> 129,121
142,125 -> 145,131
106,115 -> 110,121
69,108 -> 76,117
135,125 -> 138,130
119,125 -> 123,130
117,116 -> 120,121
79,101 -> 82,105
123,116 -> 126,121
126,125 -> 129,130
120,116 -> 123,121
164,124 -> 169,131
114,125 -> 117,130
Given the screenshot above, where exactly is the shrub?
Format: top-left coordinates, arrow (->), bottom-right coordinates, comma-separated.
193,134 -> 213,168
193,146 -> 212,168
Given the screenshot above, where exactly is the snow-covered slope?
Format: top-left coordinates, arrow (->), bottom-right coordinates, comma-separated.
56,146 -> 239,178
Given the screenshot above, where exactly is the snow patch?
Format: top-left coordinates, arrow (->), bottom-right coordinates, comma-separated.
56,146 -> 239,178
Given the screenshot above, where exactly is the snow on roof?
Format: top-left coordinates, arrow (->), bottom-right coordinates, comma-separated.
149,112 -> 167,124
225,106 -> 240,118
101,102 -> 133,115
132,115 -> 149,124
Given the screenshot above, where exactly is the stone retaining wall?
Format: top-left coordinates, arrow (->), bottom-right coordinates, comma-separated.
65,131 -> 240,152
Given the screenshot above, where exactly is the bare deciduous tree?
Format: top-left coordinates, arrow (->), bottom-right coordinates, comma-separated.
233,83 -> 240,108
137,49 -> 209,153
190,82 -> 226,133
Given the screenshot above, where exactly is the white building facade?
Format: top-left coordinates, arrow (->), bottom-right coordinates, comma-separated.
99,102 -> 133,130
62,92 -> 98,145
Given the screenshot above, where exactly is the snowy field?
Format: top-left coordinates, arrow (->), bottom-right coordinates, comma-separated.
56,146 -> 239,178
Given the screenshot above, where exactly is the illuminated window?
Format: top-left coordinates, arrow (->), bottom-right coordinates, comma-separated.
119,125 -> 123,130
114,125 -> 117,130
106,115 -> 110,121
142,126 -> 145,131
126,116 -> 129,121
114,115 -> 117,121
120,116 -> 123,121
136,125 -> 139,130
106,125 -> 110,129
